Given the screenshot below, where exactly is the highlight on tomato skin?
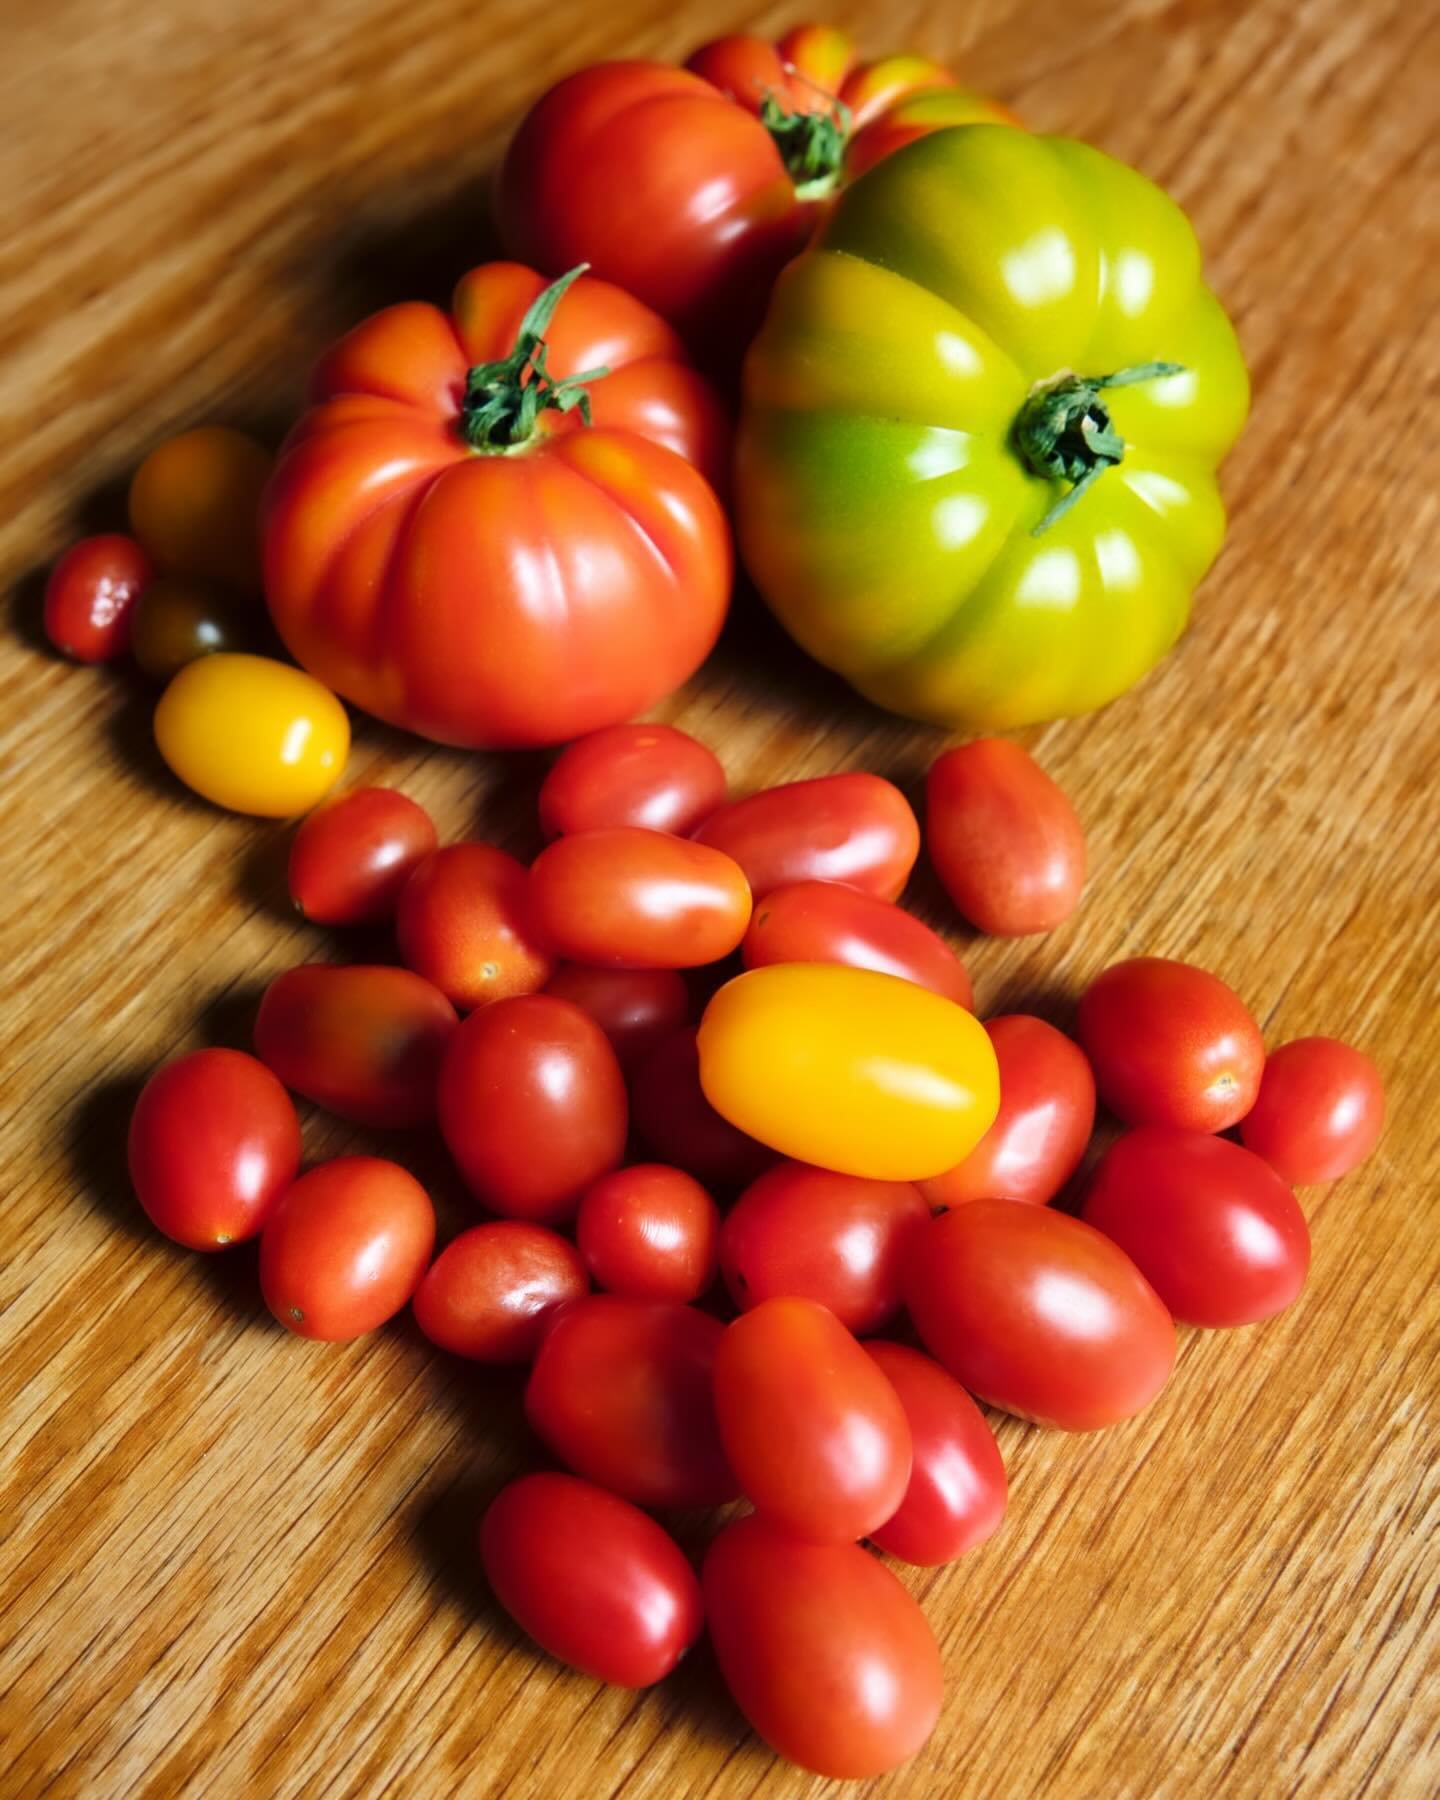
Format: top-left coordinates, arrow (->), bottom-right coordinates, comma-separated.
538,722 -> 727,839
576,1163 -> 720,1303
289,788 -> 438,926
43,533 -> 152,663
741,878 -> 972,1007
1239,1036 -> 1385,1185
412,1221 -> 588,1362
693,771 -> 920,902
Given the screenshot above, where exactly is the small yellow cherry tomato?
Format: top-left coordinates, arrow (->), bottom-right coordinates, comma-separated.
154,653 -> 349,817
697,964 -> 1000,1181
129,426 -> 272,591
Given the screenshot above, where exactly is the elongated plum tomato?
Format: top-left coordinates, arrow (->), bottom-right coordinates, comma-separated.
694,772 -> 919,901
289,788 -> 438,926
129,425 -> 272,591
397,843 -> 553,1009
543,963 -> 689,1068
481,1473 -> 703,1687
1083,1127 -> 1311,1327
259,1156 -> 435,1341
926,739 -> 1085,935
704,1513 -> 943,1779
526,1295 -> 737,1506
922,1015 -> 1096,1207
129,576 -> 257,681
412,1221 -> 587,1361
743,879 -> 971,1006
1077,956 -> 1264,1132
1240,1036 -> 1385,1185
44,534 -> 151,662
906,1200 -> 1175,1430
128,1048 -> 300,1249
576,1164 -> 719,1302
539,723 -> 726,838
698,965 -> 999,1180
630,1026 -> 775,1191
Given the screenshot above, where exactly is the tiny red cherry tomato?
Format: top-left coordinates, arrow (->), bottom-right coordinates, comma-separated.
539,722 -> 727,838
481,1473 -> 703,1687
1240,1036 -> 1385,1184
1077,956 -> 1265,1133
693,772 -> 920,901
44,534 -> 151,662
412,1221 -> 588,1361
543,963 -> 689,1067
289,788 -> 438,926
128,1048 -> 300,1250
259,1156 -> 435,1341
576,1164 -> 719,1302
629,1026 -> 775,1191
742,879 -> 971,1006
128,575 -> 257,681
397,842 -> 554,1008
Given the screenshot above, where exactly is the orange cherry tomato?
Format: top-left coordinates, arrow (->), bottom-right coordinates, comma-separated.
43,534 -> 151,662
397,843 -> 554,1009
742,878 -> 970,1005
538,722 -> 726,838
575,1164 -> 719,1303
412,1221 -> 588,1362
289,788 -> 438,926
128,426 -> 272,591
694,772 -> 919,902
543,963 -> 690,1069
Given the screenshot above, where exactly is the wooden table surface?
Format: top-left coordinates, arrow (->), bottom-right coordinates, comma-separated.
4,0 -> 1439,1794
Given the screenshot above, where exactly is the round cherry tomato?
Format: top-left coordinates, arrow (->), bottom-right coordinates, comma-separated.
412,1221 -> 588,1362
288,787 -> 438,926
481,1473 -> 703,1687
43,534 -> 151,662
128,1048 -> 300,1250
254,963 -> 457,1127
129,425 -> 271,591
129,575 -> 258,680
630,1026 -> 776,1191
1240,1036 -> 1385,1185
742,879 -> 971,1006
397,843 -> 553,1009
1077,956 -> 1265,1133
925,739 -> 1085,935
525,1295 -> 737,1506
543,963 -> 689,1068
693,772 -> 919,902
921,1015 -> 1095,1208
719,1161 -> 929,1333
704,1513 -> 943,1779
259,1155 -> 434,1341
439,995 -> 627,1222
906,1200 -> 1175,1430
1083,1127 -> 1311,1327
576,1164 -> 719,1302
539,723 -> 726,838
864,1341 -> 1007,1565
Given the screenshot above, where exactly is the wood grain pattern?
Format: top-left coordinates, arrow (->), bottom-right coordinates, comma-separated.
3,0 -> 1439,1794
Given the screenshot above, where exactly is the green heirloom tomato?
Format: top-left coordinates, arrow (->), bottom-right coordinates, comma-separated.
736,127 -> 1249,728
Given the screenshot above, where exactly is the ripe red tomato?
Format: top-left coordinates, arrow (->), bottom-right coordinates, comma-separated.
693,772 -> 919,902
543,963 -> 689,1068
254,964 -> 457,1127
925,739 -> 1085,935
396,843 -> 554,1009
906,1200 -> 1176,1430
719,1161 -> 929,1333
629,1027 -> 775,1191
526,1295 -> 737,1506
921,1015 -> 1095,1208
576,1164 -> 719,1302
742,879 -> 970,1006
714,1297 -> 912,1541
438,994 -> 627,1222
43,534 -> 151,662
128,1048 -> 300,1250
704,1513 -> 943,1778
481,1473 -> 703,1687
1240,1036 -> 1385,1184
539,723 -> 726,838
1083,1127 -> 1311,1327
864,1341 -> 1007,1565
259,1156 -> 435,1341
412,1221 -> 588,1362
1077,956 -> 1265,1133
288,788 -> 438,925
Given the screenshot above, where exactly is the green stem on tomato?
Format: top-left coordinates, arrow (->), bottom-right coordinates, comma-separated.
458,264 -> 609,454
759,87 -> 850,197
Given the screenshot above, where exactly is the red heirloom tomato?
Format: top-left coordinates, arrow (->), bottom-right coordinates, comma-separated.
412,1221 -> 588,1362
576,1165 -> 719,1303
254,964 -> 457,1127
288,787 -> 438,925
263,263 -> 730,749
44,534 -> 151,662
714,1297 -> 912,1542
543,963 -> 689,1068
1240,1036 -> 1385,1185
742,879 -> 971,1006
693,772 -> 919,901
1077,956 -> 1265,1133
438,994 -> 627,1222
526,1295 -> 737,1506
128,1048 -> 300,1250
630,1027 -> 776,1191
481,1473 -> 703,1687
397,843 -> 554,1010
921,1015 -> 1095,1208
539,723 -> 726,838
704,1513 -> 943,1779
864,1341 -> 1007,1565
719,1161 -> 929,1333
906,1200 -> 1175,1430
1083,1127 -> 1311,1327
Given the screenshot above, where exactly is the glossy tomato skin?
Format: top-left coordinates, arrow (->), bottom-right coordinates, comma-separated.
926,740 -> 1085,935
128,1048 -> 300,1250
539,723 -> 726,838
693,773 -> 919,902
412,1221 -> 587,1361
259,1156 -> 434,1340
719,1161 -> 929,1333
526,1295 -> 737,1506
129,426 -> 272,591
704,1514 -> 943,1779
576,1165 -> 719,1302
1240,1036 -> 1385,1185
129,576 -> 257,680
865,1341 -> 1007,1565
397,843 -> 554,1009
289,788 -> 438,926
44,534 -> 151,662
742,879 -> 970,1006
481,1473 -> 702,1687
921,1015 -> 1095,1208
1083,1127 -> 1311,1327
1077,957 -> 1265,1132
630,1027 -> 776,1191
543,964 -> 689,1069
438,995 -> 627,1223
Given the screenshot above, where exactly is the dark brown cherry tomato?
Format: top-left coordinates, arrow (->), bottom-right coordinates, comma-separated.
254,964 -> 457,1127
539,722 -> 727,838
1240,1036 -> 1385,1184
397,842 -> 554,1008
543,963 -> 690,1068
742,879 -> 971,1006
128,1048 -> 300,1250
481,1473 -> 703,1686
288,787 -> 438,926
129,575 -> 256,680
439,994 -> 627,1223
43,534 -> 151,662
526,1294 -> 737,1506
629,1026 -> 775,1191
693,772 -> 920,901
576,1163 -> 719,1302
412,1221 -> 588,1361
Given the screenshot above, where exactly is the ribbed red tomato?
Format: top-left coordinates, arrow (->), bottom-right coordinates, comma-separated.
412,1221 -> 588,1362
538,722 -> 726,838
742,879 -> 970,1005
396,843 -> 554,1010
693,772 -> 919,901
288,788 -> 438,925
